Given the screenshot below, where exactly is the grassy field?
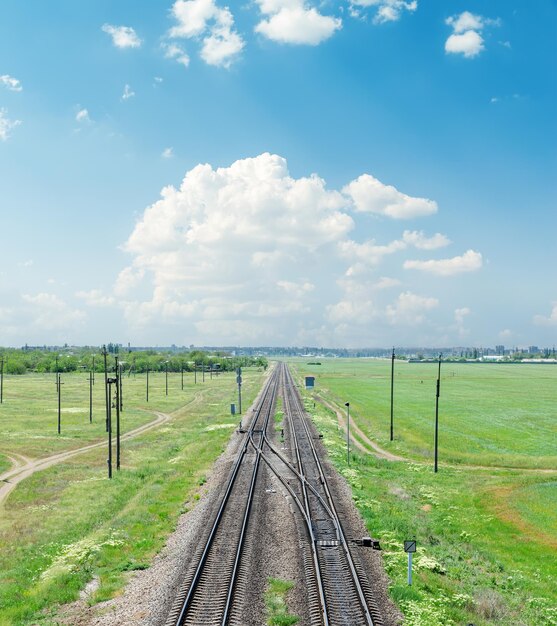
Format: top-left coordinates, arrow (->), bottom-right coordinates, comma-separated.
290,359 -> 557,626
294,359 -> 556,469
0,367 -> 266,625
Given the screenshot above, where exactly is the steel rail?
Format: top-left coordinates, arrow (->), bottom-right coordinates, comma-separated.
172,367 -> 279,626
221,377 -> 279,623
280,362 -> 331,626
282,364 -> 375,626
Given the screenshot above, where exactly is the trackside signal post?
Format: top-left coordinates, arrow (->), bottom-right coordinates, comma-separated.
404,540 -> 416,585
237,367 -> 242,414
0,356 -> 4,404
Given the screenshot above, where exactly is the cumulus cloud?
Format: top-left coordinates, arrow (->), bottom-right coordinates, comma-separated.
402,230 -> 450,250
168,0 -> 245,68
0,108 -> 21,141
373,276 -> 401,290
533,303 -> 557,326
386,291 -> 438,325
445,30 -> 484,58
277,280 -> 315,297
0,74 -> 22,92
102,24 -> 142,48
445,11 -> 499,58
22,293 -> 86,331
121,84 -> 135,100
76,108 -> 90,123
343,174 -> 437,219
163,42 -> 191,67
119,153 -> 355,337
255,0 -> 341,46
404,250 -> 482,276
349,0 -> 417,24
75,289 -> 116,307
112,153 -> 479,344
454,306 -> 471,337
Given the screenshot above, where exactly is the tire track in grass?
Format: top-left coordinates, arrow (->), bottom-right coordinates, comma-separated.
0,411 -> 170,506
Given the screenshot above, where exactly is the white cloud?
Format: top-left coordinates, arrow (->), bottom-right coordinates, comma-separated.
102,24 -> 142,49
163,43 -> 191,67
118,153 -> 354,339
446,11 -> 483,33
121,84 -> 135,100
0,108 -> 21,141
348,0 -> 417,24
112,153 -> 479,344
162,147 -> 174,158
75,289 -> 116,307
154,76 -> 164,84
454,306 -> 471,337
76,108 -> 90,123
18,259 -> 34,268
386,291 -> 438,325
22,293 -> 86,331
402,230 -> 450,250
168,0 -> 245,68
404,249 -> 483,276
255,1 -> 342,46
0,74 -> 22,92
445,11 -> 499,58
533,303 -> 557,326
277,280 -> 315,298
445,30 -> 484,58
373,276 -> 401,290
343,174 -> 437,219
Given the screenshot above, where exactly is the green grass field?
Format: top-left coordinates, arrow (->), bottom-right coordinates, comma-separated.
0,368 -> 266,625
294,359 -> 556,469
290,359 -> 557,626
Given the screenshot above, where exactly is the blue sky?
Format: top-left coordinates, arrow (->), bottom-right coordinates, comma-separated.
0,0 -> 555,348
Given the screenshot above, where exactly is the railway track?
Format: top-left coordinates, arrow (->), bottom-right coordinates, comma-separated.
165,362 -> 383,626
165,369 -> 279,626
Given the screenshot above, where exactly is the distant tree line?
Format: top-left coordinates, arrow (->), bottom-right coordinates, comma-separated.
0,347 -> 267,375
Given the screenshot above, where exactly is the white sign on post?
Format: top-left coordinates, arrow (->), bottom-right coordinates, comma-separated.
404,540 -> 416,585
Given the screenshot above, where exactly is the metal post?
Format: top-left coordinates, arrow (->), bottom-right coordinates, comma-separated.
55,355 -> 59,392
103,347 -> 109,432
115,370 -> 121,471
165,361 -> 168,396
194,365 -> 197,384
92,355 -> 95,385
434,353 -> 442,473
390,347 -> 395,441
181,364 -> 184,391
0,357 -> 3,404
345,402 -> 350,465
57,373 -> 62,434
89,369 -> 93,423
119,362 -> 123,411
202,364 -> 205,383
146,368 -> 149,402
107,379 -> 113,479
408,552 -> 413,585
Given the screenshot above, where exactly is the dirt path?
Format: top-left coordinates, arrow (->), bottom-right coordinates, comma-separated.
0,411 -> 170,506
314,394 -> 557,474
315,395 -> 405,461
